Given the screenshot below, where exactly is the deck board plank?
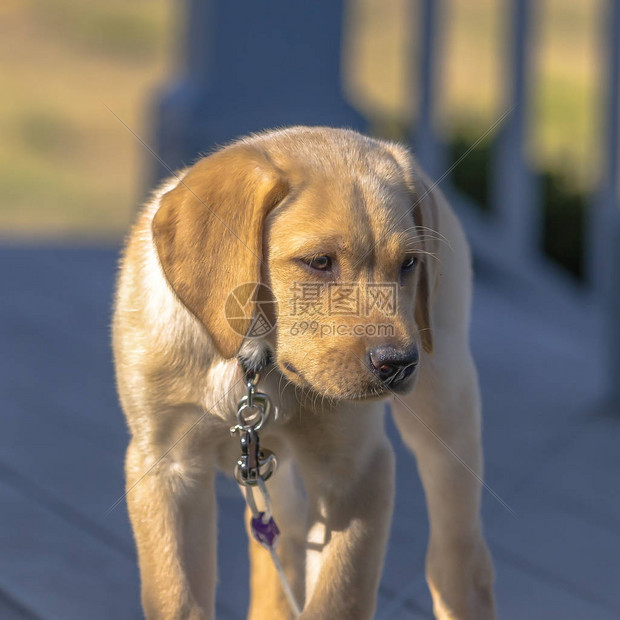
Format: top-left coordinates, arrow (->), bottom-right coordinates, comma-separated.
0,246 -> 617,619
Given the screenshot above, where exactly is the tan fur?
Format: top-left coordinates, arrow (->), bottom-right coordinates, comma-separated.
113,126 -> 496,619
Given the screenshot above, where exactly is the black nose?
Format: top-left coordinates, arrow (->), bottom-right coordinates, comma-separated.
368,345 -> 419,387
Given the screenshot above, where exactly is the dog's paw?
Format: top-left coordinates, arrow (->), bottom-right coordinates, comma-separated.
426,537 -> 496,620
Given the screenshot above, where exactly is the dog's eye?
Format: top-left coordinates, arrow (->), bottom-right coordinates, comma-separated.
401,256 -> 418,272
305,255 -> 332,272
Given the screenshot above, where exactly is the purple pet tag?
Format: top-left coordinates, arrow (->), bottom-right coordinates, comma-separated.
251,512 -> 280,550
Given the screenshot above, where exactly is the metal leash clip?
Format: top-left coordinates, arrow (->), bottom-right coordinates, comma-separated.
231,363 -> 301,616
234,428 -> 277,486
232,371 -> 278,486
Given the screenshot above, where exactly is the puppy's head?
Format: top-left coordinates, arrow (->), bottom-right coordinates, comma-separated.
153,127 -> 439,400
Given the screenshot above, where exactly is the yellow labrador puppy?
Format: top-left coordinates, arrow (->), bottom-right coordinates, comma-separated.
113,126 -> 496,619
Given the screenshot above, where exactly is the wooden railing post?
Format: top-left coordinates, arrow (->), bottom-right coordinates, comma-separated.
152,0 -> 365,179
592,0 -> 620,408
590,0 -> 620,299
491,0 -> 539,260
414,0 -> 445,178
610,225 -> 620,409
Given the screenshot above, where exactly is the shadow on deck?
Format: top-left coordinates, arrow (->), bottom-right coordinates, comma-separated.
0,246 -> 618,619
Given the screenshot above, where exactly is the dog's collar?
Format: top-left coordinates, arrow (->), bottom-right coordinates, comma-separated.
237,347 -> 273,381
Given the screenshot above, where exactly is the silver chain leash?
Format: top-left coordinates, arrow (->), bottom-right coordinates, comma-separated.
231,370 -> 302,617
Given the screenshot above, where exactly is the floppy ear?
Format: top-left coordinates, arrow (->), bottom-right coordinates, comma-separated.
411,168 -> 439,355
152,144 -> 289,358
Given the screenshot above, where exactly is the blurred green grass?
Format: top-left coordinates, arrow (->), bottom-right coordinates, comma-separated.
0,0 -> 604,241
0,0 -> 173,241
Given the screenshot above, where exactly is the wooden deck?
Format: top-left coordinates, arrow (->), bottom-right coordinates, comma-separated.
1,245 -> 618,619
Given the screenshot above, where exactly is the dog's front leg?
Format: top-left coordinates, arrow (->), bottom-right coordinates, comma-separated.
125,440 -> 217,620
391,352 -> 496,620
295,425 -> 395,620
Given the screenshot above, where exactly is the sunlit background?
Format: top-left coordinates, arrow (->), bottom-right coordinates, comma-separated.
0,0 -> 604,279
